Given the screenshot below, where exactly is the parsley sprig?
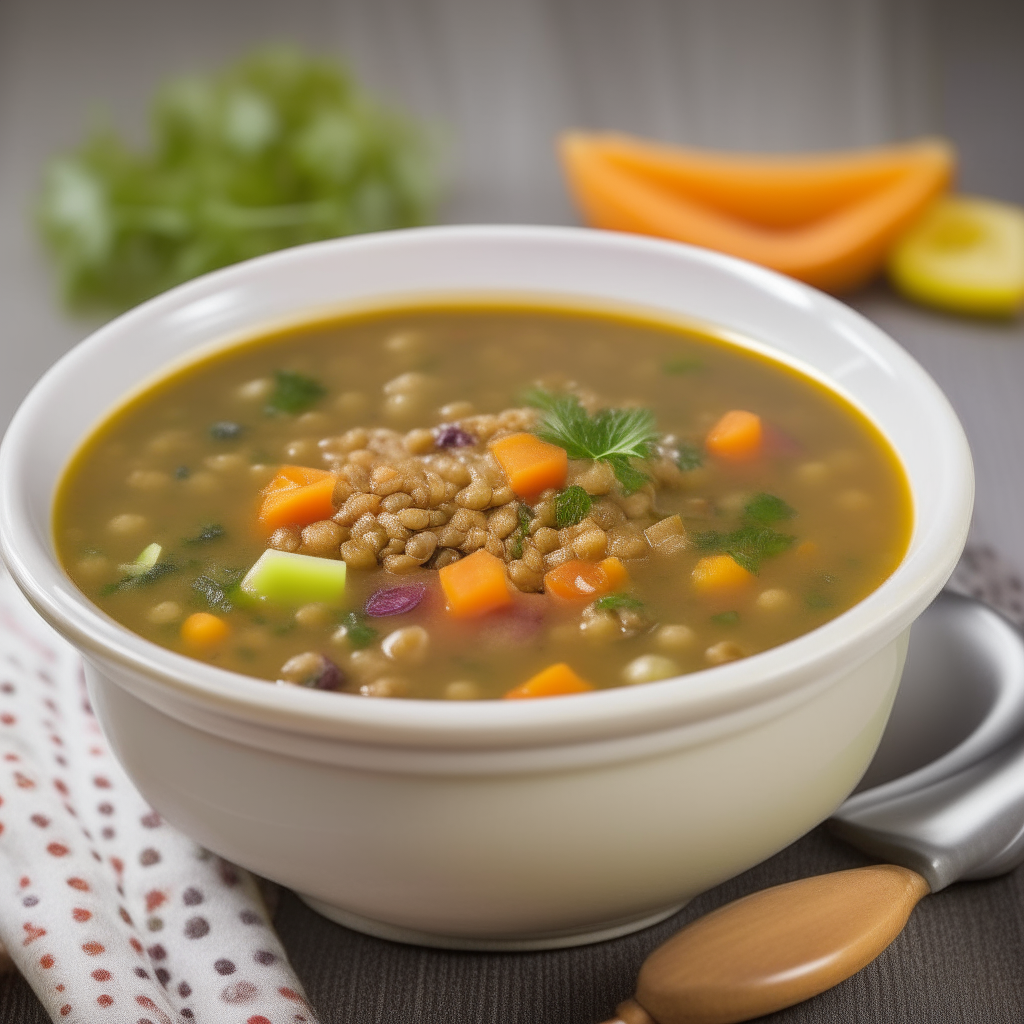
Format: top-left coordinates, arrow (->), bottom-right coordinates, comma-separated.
694,492 -> 797,574
525,390 -> 659,495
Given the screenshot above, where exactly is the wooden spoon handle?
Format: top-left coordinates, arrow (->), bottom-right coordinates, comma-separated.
602,864 -> 929,1024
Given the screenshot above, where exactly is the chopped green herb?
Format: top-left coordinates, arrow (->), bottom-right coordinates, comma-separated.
101,560 -> 177,595
184,524 -> 226,545
191,567 -> 244,612
209,421 -> 243,440
664,358 -> 703,374
338,612 -> 377,649
594,593 -> 644,612
743,493 -> 796,526
676,442 -> 703,472
712,610 -> 740,626
264,370 -> 325,415
555,485 -> 593,528
525,390 -> 658,495
509,504 -> 533,560
694,525 -> 795,574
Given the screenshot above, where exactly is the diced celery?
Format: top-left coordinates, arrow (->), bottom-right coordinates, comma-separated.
240,549 -> 347,606
119,542 -> 162,577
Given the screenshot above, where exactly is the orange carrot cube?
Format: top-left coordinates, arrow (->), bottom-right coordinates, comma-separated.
489,433 -> 568,499
706,410 -> 763,462
180,612 -> 230,649
543,557 -> 629,601
504,662 -> 594,699
691,554 -> 756,596
258,465 -> 338,533
439,549 -> 513,617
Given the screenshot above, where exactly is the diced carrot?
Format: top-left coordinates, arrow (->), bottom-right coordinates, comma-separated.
489,433 -> 568,500
706,410 -> 763,462
544,558 -> 628,601
439,549 -> 513,618
180,612 -> 230,648
504,662 -> 594,699
258,465 -> 338,533
598,556 -> 629,590
691,555 -> 756,596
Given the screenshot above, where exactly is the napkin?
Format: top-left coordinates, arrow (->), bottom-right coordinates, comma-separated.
0,569 -> 321,1024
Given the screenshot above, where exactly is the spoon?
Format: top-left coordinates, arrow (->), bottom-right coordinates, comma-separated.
603,591 -> 1024,1024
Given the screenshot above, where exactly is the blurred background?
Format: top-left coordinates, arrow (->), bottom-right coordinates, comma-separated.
2,0 -> 1023,556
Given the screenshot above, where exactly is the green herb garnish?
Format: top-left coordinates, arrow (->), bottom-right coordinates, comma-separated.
676,442 -> 703,472
554,485 -> 593,528
594,593 -> 644,613
184,524 -> 226,545
101,561 -> 177,595
743,493 -> 796,526
694,526 -> 795,575
508,504 -> 533,560
338,612 -> 377,649
712,610 -> 740,626
525,390 -> 658,495
264,370 -> 325,415
37,46 -> 435,314
191,567 -> 244,612
664,358 -> 703,374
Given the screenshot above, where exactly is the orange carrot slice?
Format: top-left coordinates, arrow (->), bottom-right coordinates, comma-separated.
504,662 -> 594,699
691,555 -> 756,596
544,557 -> 630,601
489,433 -> 568,500
258,465 -> 337,533
560,133 -> 955,293
439,549 -> 513,617
180,612 -> 230,648
706,411 -> 763,462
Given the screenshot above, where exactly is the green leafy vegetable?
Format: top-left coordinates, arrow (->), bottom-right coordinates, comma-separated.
508,504 -> 533,560
711,610 -> 740,626
191,567 -> 244,612
694,525 -> 795,574
554,485 -> 593,528
38,46 -> 436,313
184,523 -> 225,545
676,442 -> 703,472
101,560 -> 177,595
337,612 -> 377,649
264,370 -> 325,415
743,493 -> 796,526
525,390 -> 659,495
594,593 -> 644,612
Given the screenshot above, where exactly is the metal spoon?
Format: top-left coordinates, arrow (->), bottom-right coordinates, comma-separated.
604,591 -> 1024,1024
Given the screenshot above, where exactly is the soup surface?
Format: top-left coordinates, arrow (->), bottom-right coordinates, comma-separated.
55,301 -> 912,700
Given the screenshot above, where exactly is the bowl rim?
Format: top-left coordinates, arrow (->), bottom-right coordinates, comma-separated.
0,224 -> 974,750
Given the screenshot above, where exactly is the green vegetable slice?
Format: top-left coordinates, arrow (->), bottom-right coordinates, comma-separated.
118,542 -> 162,577
240,549 -> 347,605
594,593 -> 644,612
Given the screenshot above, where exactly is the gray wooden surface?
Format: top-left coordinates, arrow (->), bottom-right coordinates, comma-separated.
2,1 -> 1024,1020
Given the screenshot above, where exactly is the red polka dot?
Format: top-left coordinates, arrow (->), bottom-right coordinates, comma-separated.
110,857 -> 124,874
247,1017 -> 272,1024
14,772 -> 35,789
47,843 -> 70,857
0,713 -> 14,725
82,941 -> 104,956
59,1004 -> 71,1017
53,780 -> 68,795
93,776 -> 111,789
3,753 -> 18,762
22,923 -> 46,945
91,969 -> 111,981
72,908 -> 92,923
40,955 -> 54,969
129,937 -> 143,954
55,984 -> 64,992
97,995 -> 113,1007
30,815 -> 49,828
67,877 -> 89,891
136,995 -> 158,1009
19,876 -> 29,888
279,987 -> 303,1002
145,890 -> 166,911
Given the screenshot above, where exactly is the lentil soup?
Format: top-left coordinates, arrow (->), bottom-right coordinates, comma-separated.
54,301 -> 912,700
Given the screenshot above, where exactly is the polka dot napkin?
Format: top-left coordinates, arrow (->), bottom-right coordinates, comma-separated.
0,568 -> 321,1024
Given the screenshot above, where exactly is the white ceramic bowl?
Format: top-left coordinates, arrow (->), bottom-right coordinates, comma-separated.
0,226 -> 973,950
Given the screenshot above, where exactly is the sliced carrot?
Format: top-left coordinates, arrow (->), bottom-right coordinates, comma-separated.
706,411 -> 763,462
544,558 -> 629,601
180,612 -> 230,648
560,133 -> 954,293
504,662 -> 594,699
691,555 -> 756,596
439,549 -> 513,618
489,433 -> 568,500
258,465 -> 338,533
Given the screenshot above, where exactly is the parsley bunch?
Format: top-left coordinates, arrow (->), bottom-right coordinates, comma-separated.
39,46 -> 435,313
526,390 -> 659,494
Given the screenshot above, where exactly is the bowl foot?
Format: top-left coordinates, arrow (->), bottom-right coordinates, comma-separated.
295,895 -> 687,951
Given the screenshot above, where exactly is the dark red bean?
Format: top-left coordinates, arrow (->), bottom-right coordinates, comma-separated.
434,424 -> 476,448
365,584 -> 427,617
